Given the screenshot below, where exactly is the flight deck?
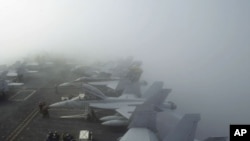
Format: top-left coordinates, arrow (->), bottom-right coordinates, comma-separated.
0,66 -> 126,141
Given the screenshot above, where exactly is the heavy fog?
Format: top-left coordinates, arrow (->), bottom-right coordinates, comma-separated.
1,0 -> 250,139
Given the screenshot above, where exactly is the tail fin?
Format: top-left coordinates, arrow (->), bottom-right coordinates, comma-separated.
115,78 -> 130,92
142,81 -> 164,98
144,89 -> 171,109
203,137 -> 228,141
82,84 -> 107,100
116,65 -> 143,97
122,81 -> 141,97
163,114 -> 201,141
128,89 -> 171,132
116,78 -> 141,97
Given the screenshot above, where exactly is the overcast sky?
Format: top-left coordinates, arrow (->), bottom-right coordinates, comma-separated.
1,0 -> 250,139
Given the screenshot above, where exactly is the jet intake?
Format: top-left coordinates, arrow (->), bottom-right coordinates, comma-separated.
101,119 -> 128,126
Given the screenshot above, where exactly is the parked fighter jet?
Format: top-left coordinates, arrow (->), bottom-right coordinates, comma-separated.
70,64 -> 112,78
49,82 -> 176,126
58,76 -> 121,93
121,113 -> 200,141
119,98 -> 227,141
0,71 -> 24,98
60,58 -> 145,99
99,88 -> 174,126
0,70 -> 24,87
70,57 -> 143,81
9,63 -> 39,82
51,81 -> 169,110
58,76 -> 144,99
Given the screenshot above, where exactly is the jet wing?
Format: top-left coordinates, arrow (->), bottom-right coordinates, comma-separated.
120,128 -> 159,141
88,81 -> 119,89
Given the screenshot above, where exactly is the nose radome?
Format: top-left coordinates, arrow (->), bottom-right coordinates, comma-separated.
49,101 -> 68,108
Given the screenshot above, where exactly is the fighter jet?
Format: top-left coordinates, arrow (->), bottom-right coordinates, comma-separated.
71,65 -> 109,77
60,58 -> 145,98
70,56 -> 143,80
58,75 -> 145,99
0,70 -> 24,98
119,98 -> 227,141
49,82 -> 176,126
58,76 -> 121,94
0,70 -> 24,87
70,60 -> 119,78
8,62 -> 39,82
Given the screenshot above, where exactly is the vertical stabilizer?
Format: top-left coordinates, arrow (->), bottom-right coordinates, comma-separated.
128,89 -> 171,132
122,81 -> 141,97
144,89 -> 171,108
116,78 -> 141,97
163,114 -> 201,141
116,65 -> 143,97
115,78 -> 130,92
128,105 -> 158,132
82,84 -> 107,100
142,81 -> 164,98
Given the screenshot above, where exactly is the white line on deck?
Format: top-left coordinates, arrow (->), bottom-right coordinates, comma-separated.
9,90 -> 36,101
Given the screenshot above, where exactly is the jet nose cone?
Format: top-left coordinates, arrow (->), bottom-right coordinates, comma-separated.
49,99 -> 84,109
49,101 -> 68,108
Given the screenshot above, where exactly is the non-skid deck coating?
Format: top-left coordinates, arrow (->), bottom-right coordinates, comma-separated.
14,109 -> 126,141
9,90 -> 36,101
0,68 -> 127,141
